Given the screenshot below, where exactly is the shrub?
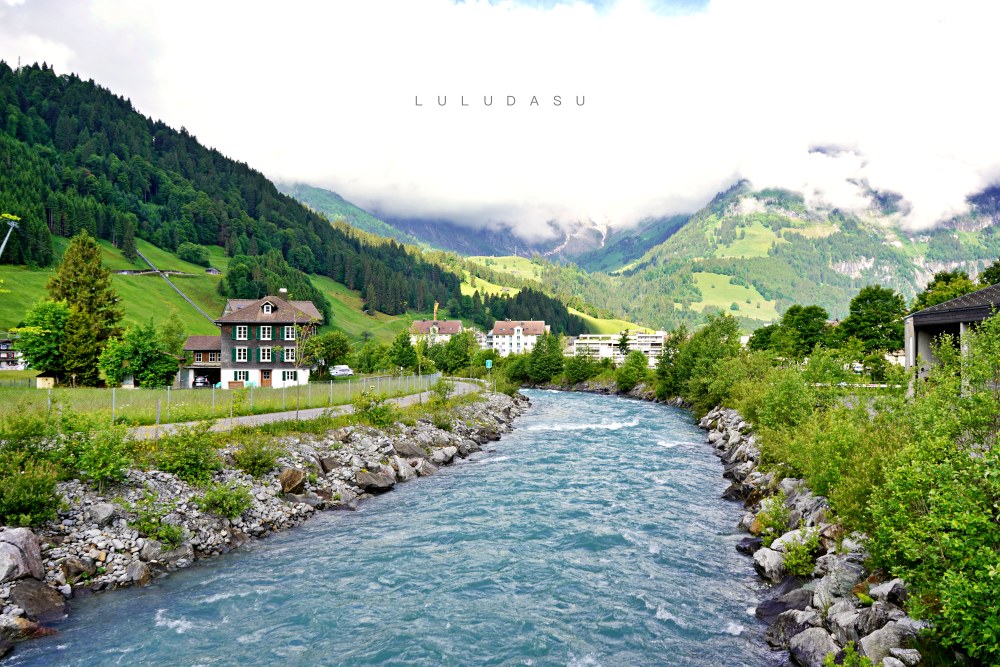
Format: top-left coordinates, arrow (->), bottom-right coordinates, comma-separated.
782,528 -> 821,577
824,641 -> 872,667
564,356 -> 600,385
197,482 -> 253,519
756,492 -> 790,548
75,425 -> 134,492
615,351 -> 650,393
155,422 -> 221,484
352,390 -> 396,428
430,378 -> 453,405
431,410 -> 453,431
0,450 -> 61,527
128,489 -> 184,547
232,437 -> 284,478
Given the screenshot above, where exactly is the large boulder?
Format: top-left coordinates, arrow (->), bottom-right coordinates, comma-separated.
813,557 -> 866,610
393,439 -> 428,459
85,502 -> 118,527
753,547 -> 786,583
355,470 -> 395,493
789,627 -> 839,667
827,608 -> 860,645
430,447 -> 457,465
771,527 -> 816,553
9,579 -> 68,624
869,578 -> 908,605
0,528 -> 44,583
414,459 -> 439,477
0,614 -> 46,643
889,648 -> 922,666
393,456 -> 417,482
765,609 -> 821,648
278,468 -> 307,495
859,621 -> 907,663
856,601 -> 903,637
125,561 -> 152,587
756,587 -> 813,623
60,556 -> 97,585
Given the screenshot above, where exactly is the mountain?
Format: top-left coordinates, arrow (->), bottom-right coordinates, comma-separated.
573,214 -> 689,272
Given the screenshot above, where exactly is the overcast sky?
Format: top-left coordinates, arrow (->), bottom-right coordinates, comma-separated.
1,0 -> 998,240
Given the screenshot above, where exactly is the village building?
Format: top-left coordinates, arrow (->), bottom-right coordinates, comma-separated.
566,330 -> 667,368
410,319 -> 464,346
904,282 -> 1000,377
485,320 -> 549,356
0,332 -> 25,370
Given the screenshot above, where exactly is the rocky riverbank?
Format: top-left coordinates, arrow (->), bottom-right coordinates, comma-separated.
0,392 -> 527,659
699,406 -> 928,667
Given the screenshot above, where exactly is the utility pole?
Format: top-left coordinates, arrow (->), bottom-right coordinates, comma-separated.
0,214 -> 21,261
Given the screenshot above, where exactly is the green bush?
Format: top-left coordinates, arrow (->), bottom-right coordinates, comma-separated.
615,351 -> 649,393
197,482 -> 253,519
128,489 -> 184,547
782,528 -> 821,577
564,356 -> 601,385
155,422 -> 221,484
756,492 -> 790,548
75,425 -> 134,492
824,641 -> 872,667
352,390 -> 396,428
232,437 -> 284,478
431,410 -> 453,431
430,378 -> 453,405
0,450 -> 61,527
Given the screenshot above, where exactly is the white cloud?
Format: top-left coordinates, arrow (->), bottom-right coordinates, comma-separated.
1,0 -> 999,234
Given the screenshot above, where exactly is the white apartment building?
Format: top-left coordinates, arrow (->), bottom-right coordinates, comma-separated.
486,320 -> 549,356
566,331 -> 668,368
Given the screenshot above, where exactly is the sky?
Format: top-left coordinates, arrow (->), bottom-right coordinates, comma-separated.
1,0 -> 999,241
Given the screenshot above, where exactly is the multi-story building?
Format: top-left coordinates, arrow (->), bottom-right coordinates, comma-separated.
567,330 -> 668,368
0,332 -> 25,370
485,320 -> 549,357
213,291 -> 322,388
410,319 -> 464,346
181,335 -> 223,388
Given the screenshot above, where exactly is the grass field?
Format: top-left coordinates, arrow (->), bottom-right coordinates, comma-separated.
467,256 -> 544,282
784,224 -> 838,240
690,271 -> 779,320
460,271 -> 519,297
714,220 -> 785,259
308,274 -> 416,344
0,372 -> 437,426
569,308 -> 652,334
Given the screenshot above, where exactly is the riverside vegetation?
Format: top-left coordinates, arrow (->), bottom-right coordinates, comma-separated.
0,382 -> 524,658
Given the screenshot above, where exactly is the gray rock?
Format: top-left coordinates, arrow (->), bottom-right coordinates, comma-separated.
753,547 -> 786,583
393,456 -> 416,482
771,527 -> 816,553
789,627 -> 839,667
393,439 -> 427,459
60,557 -> 97,584
0,614 -> 44,643
430,448 -> 453,465
355,470 -> 395,492
8,579 -> 68,623
827,608 -> 860,645
765,609 -> 821,648
756,587 -> 813,623
86,502 -> 118,527
125,561 -> 152,586
859,621 -> 906,663
882,658 -> 906,667
278,468 -> 306,495
160,543 -> 195,568
889,647 -> 922,666
869,578 -> 907,605
414,459 -> 439,476
813,557 -> 865,610
318,456 -> 340,474
139,539 -> 163,562
894,616 -> 929,637
856,601 -> 897,637
0,528 -> 44,583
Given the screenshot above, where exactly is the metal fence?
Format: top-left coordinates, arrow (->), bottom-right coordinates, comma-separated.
0,372 -> 442,426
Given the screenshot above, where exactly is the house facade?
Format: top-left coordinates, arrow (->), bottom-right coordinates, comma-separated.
410,319 -> 464,346
0,332 -> 25,370
566,331 -> 667,368
485,320 -> 549,356
214,292 -> 322,389
904,282 -> 1000,377
181,335 -> 223,388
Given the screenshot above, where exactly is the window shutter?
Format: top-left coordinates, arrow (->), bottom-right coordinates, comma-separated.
231,348 -> 236,362
279,348 -> 284,362
254,347 -> 259,362
292,370 -> 297,381
230,326 -> 236,340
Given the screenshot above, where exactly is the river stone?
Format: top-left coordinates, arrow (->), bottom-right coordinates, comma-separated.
318,456 -> 341,474
770,527 -> 815,553
765,609 -> 821,648
827,608 -> 860,645
414,459 -> 438,476
789,627 -> 839,667
882,658 -> 906,667
869,578 -> 907,605
139,539 -> 163,562
393,439 -> 427,459
394,456 -> 416,482
86,502 -> 118,527
355,470 -> 395,492
855,601 -> 899,637
756,587 -> 813,623
0,528 -> 44,583
126,561 -> 152,587
161,543 -> 195,568
278,468 -> 307,495
0,613 -> 44,643
889,647 -> 922,666
813,557 -> 865,610
735,536 -> 763,555
60,556 -> 97,584
753,547 -> 786,583
8,579 -> 68,623
859,621 -> 906,663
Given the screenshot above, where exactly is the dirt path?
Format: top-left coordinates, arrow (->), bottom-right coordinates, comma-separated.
133,380 -> 485,438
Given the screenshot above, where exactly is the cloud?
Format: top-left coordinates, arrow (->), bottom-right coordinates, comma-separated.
1,0 -> 998,235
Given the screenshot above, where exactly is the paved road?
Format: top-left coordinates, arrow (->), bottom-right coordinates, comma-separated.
134,379 -> 485,439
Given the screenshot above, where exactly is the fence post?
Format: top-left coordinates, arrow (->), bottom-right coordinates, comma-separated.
282,385 -> 286,411
348,378 -> 351,402
166,386 -> 171,421
329,380 -> 333,406
156,399 -> 161,441
47,388 -> 52,414
308,381 -> 311,408
212,385 -> 216,414
250,385 -> 254,412
112,387 -> 116,426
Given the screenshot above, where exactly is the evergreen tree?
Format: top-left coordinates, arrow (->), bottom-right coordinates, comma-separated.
527,333 -> 564,383
61,305 -> 103,386
46,231 -> 122,347
386,330 -> 418,371
618,330 -> 630,356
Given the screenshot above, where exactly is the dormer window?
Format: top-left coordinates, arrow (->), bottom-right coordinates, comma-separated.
263,303 -> 273,314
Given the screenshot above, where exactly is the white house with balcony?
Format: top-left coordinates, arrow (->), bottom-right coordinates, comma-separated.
486,320 -> 549,356
566,330 -> 667,368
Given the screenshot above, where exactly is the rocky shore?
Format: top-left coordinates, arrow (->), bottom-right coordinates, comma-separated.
0,392 -> 527,659
699,406 -> 928,667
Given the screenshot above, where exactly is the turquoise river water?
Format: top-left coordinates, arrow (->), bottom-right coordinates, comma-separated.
8,390 -> 775,666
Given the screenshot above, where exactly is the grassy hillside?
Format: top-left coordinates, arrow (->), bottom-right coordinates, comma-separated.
689,272 -> 779,319
574,215 -> 689,273
308,274 -> 415,343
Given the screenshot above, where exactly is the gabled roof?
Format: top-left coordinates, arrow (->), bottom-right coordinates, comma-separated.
183,335 -> 222,351
216,296 -> 323,324
491,320 -> 547,336
908,283 -> 1000,326
411,319 -> 463,335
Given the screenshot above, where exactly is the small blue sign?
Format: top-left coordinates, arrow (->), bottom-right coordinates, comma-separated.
485,360 -> 493,369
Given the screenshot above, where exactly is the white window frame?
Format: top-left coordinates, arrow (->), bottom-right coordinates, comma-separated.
282,370 -> 298,382
209,351 -> 221,362
284,346 -> 296,363
260,347 -> 272,363
236,325 -> 248,340
234,370 -> 248,382
283,325 -> 296,341
259,325 -> 272,341
236,347 -> 248,363
263,303 -> 272,314
194,352 -> 203,362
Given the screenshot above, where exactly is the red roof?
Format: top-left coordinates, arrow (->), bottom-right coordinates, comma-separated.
410,320 -> 463,335
491,321 -> 547,336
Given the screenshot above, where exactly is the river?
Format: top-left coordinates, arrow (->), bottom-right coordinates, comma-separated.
8,389 -> 774,666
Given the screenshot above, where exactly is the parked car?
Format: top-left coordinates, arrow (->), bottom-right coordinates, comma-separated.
193,376 -> 211,388
331,365 -> 354,377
